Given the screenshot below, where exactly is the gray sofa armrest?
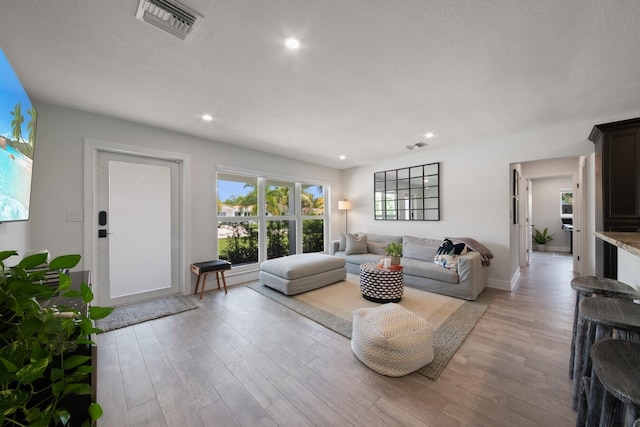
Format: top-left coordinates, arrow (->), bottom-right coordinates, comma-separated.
457,251 -> 487,299
329,240 -> 340,256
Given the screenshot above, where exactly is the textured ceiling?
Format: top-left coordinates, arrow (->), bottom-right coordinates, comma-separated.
1,1 -> 639,168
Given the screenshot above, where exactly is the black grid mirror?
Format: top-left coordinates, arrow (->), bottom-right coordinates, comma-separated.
374,162 -> 440,221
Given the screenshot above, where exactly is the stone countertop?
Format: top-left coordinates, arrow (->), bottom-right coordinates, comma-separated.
594,231 -> 640,258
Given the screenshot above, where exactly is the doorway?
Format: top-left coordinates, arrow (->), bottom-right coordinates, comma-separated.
512,157 -> 585,276
84,139 -> 191,307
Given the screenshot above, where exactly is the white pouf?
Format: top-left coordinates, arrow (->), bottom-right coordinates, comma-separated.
351,303 -> 434,377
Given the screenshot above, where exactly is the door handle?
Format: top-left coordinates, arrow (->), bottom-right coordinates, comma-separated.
99,211 -> 107,226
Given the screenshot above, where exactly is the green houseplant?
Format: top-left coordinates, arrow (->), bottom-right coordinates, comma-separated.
533,227 -> 554,251
385,243 -> 403,266
0,250 -> 113,426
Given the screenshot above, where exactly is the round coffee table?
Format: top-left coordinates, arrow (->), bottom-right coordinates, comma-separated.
359,263 -> 404,303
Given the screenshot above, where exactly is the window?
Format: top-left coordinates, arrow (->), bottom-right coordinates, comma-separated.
217,174 -> 259,265
561,189 -> 573,217
216,172 -> 327,266
301,184 -> 325,253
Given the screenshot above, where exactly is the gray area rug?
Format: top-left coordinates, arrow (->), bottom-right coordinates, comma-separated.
96,295 -> 198,332
247,282 -> 493,380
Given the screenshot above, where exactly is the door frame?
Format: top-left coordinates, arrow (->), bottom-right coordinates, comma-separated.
83,138 -> 191,306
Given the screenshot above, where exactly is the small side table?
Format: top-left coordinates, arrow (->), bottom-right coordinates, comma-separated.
359,263 -> 404,303
191,260 -> 231,299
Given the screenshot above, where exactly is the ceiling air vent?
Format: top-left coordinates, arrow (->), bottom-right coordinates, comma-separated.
136,0 -> 204,42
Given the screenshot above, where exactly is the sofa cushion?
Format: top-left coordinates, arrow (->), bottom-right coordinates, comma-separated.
260,253 -> 345,279
367,241 -> 389,255
345,233 -> 368,255
338,233 -> 347,251
403,235 -> 442,248
402,241 -> 439,262
336,252 -> 383,265
434,243 -> 468,271
401,258 -> 459,284
358,232 -> 402,245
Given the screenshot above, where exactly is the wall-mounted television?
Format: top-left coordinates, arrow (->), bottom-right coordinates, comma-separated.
0,48 -> 37,223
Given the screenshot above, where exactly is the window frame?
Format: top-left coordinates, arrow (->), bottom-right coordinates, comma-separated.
216,169 -> 329,271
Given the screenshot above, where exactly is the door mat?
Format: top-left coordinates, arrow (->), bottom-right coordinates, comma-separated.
96,295 -> 198,332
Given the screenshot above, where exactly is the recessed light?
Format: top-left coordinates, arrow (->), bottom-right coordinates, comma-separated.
201,114 -> 213,122
424,132 -> 435,139
285,37 -> 301,50
339,154 -> 346,160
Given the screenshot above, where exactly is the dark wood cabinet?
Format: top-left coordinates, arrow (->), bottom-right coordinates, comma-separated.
589,117 -> 640,278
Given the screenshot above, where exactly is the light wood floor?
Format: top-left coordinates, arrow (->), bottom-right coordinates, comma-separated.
96,251 -> 577,426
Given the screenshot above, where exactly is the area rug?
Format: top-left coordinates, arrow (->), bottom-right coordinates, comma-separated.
247,275 -> 493,380
96,295 -> 198,332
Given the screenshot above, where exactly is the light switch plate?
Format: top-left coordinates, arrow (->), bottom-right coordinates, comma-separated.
67,211 -> 83,222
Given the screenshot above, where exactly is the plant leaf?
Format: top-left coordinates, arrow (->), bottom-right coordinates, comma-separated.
16,358 -> 49,385
88,402 -> 103,421
54,409 -> 71,426
0,357 -> 17,373
89,306 -> 114,320
62,355 -> 91,370
61,290 -> 82,298
0,250 -> 19,263
63,382 -> 93,396
0,388 -> 29,413
50,367 -> 64,381
80,282 -> 94,303
18,253 -> 49,270
49,254 -> 81,270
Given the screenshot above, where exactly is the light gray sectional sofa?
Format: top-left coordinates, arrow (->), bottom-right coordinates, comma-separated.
330,232 -> 488,300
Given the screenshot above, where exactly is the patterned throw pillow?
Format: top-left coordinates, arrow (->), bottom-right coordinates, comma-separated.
345,233 -> 368,255
434,243 -> 468,271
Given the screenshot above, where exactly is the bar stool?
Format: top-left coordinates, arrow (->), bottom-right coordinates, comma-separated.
570,277 -> 639,381
589,339 -> 640,427
574,298 -> 640,426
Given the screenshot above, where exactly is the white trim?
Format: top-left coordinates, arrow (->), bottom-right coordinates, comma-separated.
83,138 -> 191,306
216,164 -> 331,187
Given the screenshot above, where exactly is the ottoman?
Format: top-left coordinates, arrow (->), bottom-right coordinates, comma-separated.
351,303 -> 434,377
260,253 -> 346,295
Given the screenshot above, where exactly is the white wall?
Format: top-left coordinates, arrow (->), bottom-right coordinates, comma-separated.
342,120 -> 598,290
530,176 -> 573,252
0,221 -> 30,265
5,102 -> 343,278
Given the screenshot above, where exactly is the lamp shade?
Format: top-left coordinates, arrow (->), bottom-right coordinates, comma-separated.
338,200 -> 351,210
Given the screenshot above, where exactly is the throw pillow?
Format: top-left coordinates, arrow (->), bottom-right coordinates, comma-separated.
434,243 -> 468,271
338,233 -> 347,251
345,233 -> 368,255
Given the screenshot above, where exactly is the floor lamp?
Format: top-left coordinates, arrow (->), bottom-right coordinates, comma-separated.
338,199 -> 351,234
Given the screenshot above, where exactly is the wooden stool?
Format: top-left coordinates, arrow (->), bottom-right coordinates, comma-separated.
569,277 -> 639,383
191,260 -> 231,299
574,298 -> 640,425
590,339 -> 640,427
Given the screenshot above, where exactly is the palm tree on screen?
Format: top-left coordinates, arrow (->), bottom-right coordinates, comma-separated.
10,103 -> 24,143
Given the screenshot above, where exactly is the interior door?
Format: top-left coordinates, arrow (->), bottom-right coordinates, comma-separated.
97,151 -> 180,307
526,179 -> 533,266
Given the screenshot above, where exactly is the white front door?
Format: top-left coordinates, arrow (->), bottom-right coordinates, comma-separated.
97,151 -> 180,306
